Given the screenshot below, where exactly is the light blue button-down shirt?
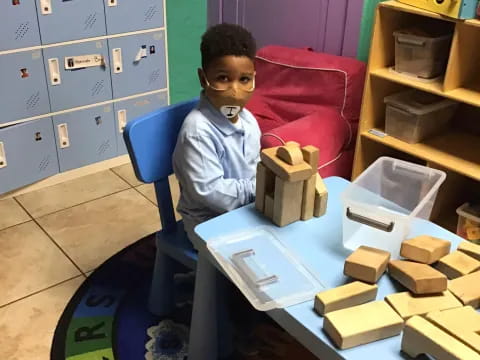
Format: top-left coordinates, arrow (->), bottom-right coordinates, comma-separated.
172,94 -> 261,245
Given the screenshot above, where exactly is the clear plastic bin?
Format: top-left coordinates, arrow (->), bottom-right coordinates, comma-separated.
341,157 -> 446,258
394,29 -> 452,79
384,90 -> 457,144
456,203 -> 480,244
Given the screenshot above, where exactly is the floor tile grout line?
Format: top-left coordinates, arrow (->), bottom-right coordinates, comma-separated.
0,273 -> 85,310
109,167 -> 145,188
13,198 -> 87,277
0,219 -> 34,233
132,185 -> 158,207
16,187 -> 134,220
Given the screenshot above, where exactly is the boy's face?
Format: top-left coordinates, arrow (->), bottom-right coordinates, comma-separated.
199,55 -> 255,122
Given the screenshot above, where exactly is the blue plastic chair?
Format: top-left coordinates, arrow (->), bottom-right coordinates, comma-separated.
123,98 -> 198,316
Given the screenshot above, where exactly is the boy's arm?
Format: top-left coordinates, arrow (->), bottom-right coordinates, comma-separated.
177,134 -> 255,214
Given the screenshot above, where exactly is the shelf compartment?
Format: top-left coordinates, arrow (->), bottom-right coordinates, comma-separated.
362,130 -> 480,181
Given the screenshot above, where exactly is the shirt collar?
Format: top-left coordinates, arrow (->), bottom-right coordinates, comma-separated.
198,92 -> 245,136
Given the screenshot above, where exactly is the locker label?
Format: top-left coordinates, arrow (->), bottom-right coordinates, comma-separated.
117,109 -> 127,133
57,123 -> 70,148
112,48 -> 123,74
0,142 -> 6,169
48,58 -> 61,85
64,54 -> 104,70
40,0 -> 52,14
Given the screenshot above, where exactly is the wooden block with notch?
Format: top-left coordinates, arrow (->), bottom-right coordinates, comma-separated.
426,306 -> 480,354
388,260 -> 447,294
400,235 -> 451,264
314,173 -> 328,217
401,315 -> 480,360
448,271 -> 480,308
436,251 -> 480,279
276,145 -> 304,165
255,162 -> 275,213
344,246 -> 391,284
314,281 -> 378,316
260,147 -> 313,182
385,290 -> 462,320
458,241 -> 480,261
323,301 -> 404,350
264,193 -> 274,220
272,176 -> 303,227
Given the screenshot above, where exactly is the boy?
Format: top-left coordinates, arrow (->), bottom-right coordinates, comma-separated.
172,23 -> 260,248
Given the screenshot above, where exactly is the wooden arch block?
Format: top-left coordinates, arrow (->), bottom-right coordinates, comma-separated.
276,145 -> 304,165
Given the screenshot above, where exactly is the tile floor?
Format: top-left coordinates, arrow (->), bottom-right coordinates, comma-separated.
0,163 -> 180,360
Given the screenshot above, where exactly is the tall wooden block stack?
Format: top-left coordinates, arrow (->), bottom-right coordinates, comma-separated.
256,143 -> 328,227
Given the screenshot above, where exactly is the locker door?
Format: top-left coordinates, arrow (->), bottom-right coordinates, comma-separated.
113,91 -> 168,155
53,104 -> 116,172
0,50 -> 51,125
109,31 -> 167,99
36,0 -> 106,44
43,40 -> 113,112
104,0 -> 164,35
0,117 -> 59,194
0,0 -> 42,51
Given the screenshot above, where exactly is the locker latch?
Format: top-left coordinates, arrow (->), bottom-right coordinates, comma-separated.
40,0 -> 52,15
57,124 -> 70,148
118,109 -> 127,133
48,58 -> 61,85
108,0 -> 118,6
112,48 -> 123,74
0,142 -> 6,169
134,45 -> 148,62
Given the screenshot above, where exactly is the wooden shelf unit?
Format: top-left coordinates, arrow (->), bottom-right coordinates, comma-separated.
352,1 -> 480,232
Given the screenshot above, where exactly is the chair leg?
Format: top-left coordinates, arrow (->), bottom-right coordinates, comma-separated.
188,254 -> 234,360
148,248 -> 175,316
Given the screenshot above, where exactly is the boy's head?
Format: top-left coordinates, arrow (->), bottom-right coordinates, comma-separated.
199,23 -> 256,121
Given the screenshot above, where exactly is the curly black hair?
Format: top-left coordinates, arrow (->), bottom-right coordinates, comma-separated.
200,23 -> 257,70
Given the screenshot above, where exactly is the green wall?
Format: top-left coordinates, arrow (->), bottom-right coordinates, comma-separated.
166,0 -> 207,104
357,0 -> 386,62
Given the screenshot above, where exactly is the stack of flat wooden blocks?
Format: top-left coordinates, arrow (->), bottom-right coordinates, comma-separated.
313,237 -> 480,358
255,142 -> 328,227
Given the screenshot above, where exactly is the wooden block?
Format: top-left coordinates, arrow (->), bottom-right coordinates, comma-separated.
285,141 -> 300,147
344,246 -> 391,284
426,306 -> 480,354
255,162 -> 274,213
400,235 -> 451,264
276,145 -> 304,165
264,193 -> 274,220
401,315 -> 480,360
436,251 -> 480,279
388,260 -> 447,294
301,174 -> 316,221
448,271 -> 480,308
260,147 -> 313,182
323,301 -> 404,350
272,177 -> 303,227
385,290 -> 462,320
314,281 -> 378,316
458,241 -> 480,261
301,145 -> 319,169
313,173 -> 328,217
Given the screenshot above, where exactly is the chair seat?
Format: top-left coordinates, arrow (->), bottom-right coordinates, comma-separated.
156,220 -> 198,270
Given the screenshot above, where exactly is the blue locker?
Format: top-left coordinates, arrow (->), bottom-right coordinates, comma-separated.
0,117 -> 59,194
0,1 -> 42,51
43,40 -> 113,112
104,0 -> 164,35
53,104 -> 116,172
35,0 -> 106,44
113,91 -> 168,154
0,50 -> 51,125
108,31 -> 167,99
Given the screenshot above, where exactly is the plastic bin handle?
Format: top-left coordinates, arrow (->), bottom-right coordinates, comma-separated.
396,35 -> 425,47
346,207 -> 394,232
231,249 -> 279,288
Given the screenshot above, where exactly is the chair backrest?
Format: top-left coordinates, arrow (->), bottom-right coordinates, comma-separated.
123,98 -> 198,231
